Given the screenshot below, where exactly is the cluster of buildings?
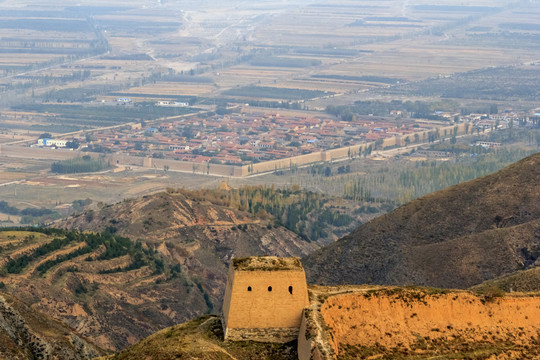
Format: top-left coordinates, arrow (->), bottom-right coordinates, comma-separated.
34,107 -> 538,165
62,110 -> 434,164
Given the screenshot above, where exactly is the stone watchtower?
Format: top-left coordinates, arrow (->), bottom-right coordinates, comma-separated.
221,256 -> 309,342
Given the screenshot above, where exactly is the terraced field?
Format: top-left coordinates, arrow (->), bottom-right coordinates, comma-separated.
0,188 -> 318,352
0,228 -> 210,351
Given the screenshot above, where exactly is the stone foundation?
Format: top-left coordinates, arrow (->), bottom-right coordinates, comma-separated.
224,327 -> 299,343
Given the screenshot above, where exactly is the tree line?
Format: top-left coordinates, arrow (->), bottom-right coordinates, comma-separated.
173,185 -> 356,243
51,155 -> 109,174
341,147 -> 535,205
1,228 -> 165,277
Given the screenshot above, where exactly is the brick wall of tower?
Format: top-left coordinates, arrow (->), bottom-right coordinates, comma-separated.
222,267 -> 309,342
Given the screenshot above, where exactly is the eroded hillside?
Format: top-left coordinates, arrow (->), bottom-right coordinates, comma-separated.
59,189 -> 317,258
0,291 -> 104,360
304,152 -> 540,288
1,190 -> 315,351
0,229 -> 199,351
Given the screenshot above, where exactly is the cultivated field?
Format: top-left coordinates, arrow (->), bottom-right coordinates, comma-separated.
124,82 -> 216,97
1,0 -> 538,110
0,160 -> 223,216
0,0 -> 539,217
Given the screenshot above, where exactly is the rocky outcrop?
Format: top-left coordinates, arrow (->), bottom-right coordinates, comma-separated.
0,293 -> 103,360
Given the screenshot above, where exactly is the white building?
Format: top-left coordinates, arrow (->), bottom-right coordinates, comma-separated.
156,100 -> 189,107
37,139 -> 68,148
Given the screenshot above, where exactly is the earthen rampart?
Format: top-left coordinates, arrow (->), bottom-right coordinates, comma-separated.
298,309 -> 324,360
222,259 -> 540,359
110,154 -> 243,177
320,289 -> 540,357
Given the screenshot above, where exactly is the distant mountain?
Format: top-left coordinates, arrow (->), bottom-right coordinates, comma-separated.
0,291 -> 104,360
304,152 -> 540,289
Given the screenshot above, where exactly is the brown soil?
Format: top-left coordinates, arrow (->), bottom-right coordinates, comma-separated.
320,288 -> 540,359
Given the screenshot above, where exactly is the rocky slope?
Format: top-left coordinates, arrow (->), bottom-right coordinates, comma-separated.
59,189 -> 317,259
304,152 -> 540,288
0,291 -> 104,360
0,190 -> 315,351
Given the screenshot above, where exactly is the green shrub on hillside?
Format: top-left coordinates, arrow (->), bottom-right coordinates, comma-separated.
1,228 -> 164,276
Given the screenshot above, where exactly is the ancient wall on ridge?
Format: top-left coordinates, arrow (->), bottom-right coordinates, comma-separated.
320,290 -> 540,355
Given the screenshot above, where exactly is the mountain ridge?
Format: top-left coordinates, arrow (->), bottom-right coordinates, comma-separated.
304,152 -> 540,288
471,266 -> 540,293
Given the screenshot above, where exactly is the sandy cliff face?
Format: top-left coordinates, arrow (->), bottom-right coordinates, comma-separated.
319,288 -> 540,359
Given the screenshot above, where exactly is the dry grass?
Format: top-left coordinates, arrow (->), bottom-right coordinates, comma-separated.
471,268 -> 540,294
0,171 -> 31,181
104,315 -> 298,360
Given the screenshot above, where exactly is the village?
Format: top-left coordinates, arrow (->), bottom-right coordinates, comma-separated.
32,105 -> 538,166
